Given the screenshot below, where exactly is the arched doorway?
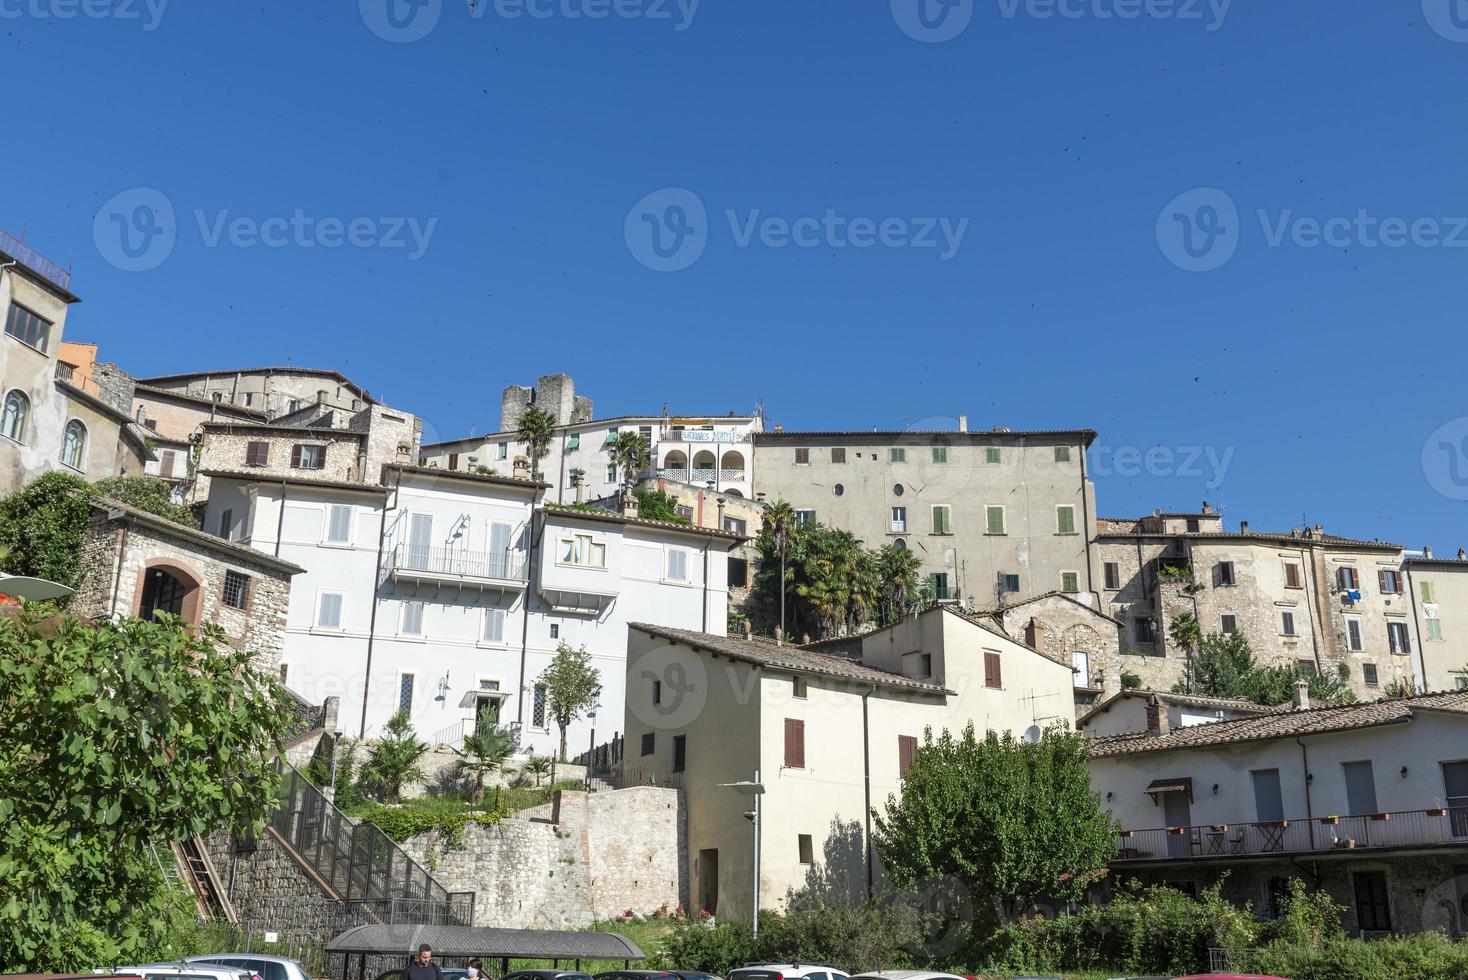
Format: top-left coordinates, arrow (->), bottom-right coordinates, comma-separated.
692,450 -> 717,483
138,563 -> 201,623
662,450 -> 689,481
720,450 -> 746,482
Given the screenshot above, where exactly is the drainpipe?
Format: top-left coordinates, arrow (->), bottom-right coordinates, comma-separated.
1299,545 -> 1323,672
359,470 -> 400,738
1405,564 -> 1429,691
862,682 -> 876,901
1078,440 -> 1095,600
274,479 -> 287,558
702,534 -> 714,634
108,522 -> 129,620
517,498 -> 545,725
1296,737 -> 1315,850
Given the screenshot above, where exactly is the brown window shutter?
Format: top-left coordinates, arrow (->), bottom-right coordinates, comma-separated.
898,735 -> 917,778
1377,570 -> 1387,593
985,651 -> 1002,689
290,444 -> 302,468
784,718 -> 805,768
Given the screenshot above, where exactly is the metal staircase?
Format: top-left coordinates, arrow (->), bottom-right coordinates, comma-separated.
175,836 -> 238,923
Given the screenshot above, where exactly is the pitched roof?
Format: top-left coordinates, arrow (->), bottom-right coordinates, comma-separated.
198,419 -> 365,438
422,414 -> 759,448
544,504 -> 746,542
1078,689 -> 1289,728
137,367 -> 372,400
1095,528 -> 1402,551
91,497 -> 304,576
630,623 -> 951,694
977,589 -> 1124,627
1087,690 -> 1468,758
754,428 -> 1097,446
201,469 -> 391,496
134,383 -> 269,420
388,463 -> 547,492
940,605 -> 1075,667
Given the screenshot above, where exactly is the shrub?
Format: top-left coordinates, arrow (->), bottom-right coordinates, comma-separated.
1251,933 -> 1468,980
1120,672 -> 1143,690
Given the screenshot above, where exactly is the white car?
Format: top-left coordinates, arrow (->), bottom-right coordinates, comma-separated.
187,954 -> 311,980
852,973 -> 973,980
116,964 -> 258,980
729,966 -> 851,980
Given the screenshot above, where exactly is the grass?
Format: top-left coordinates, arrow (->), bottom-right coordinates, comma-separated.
340,779 -> 589,843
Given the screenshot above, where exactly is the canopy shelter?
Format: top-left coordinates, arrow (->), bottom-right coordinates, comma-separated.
325,924 -> 645,980
1145,776 -> 1194,804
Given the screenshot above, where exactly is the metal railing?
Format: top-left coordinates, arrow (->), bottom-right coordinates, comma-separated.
0,228 -> 72,290
270,762 -> 475,924
390,545 -> 527,582
1115,806 -> 1468,862
614,767 -> 685,790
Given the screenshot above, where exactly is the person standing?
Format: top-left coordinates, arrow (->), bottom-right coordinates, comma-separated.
401,944 -> 444,980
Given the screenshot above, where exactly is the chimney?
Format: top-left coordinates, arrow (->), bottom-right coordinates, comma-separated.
1459,548 -> 1466,561
621,488 -> 639,519
1024,617 -> 1044,652
741,621 -> 752,640
1201,501 -> 1212,515
958,414 -> 968,433
1424,545 -> 1434,560
573,471 -> 584,504
716,496 -> 727,531
1292,679 -> 1311,711
1145,695 -> 1170,738
774,624 -> 783,647
512,455 -> 530,481
1239,520 -> 1249,533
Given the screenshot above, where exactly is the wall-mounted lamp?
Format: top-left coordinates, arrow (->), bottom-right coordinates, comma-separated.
1401,766 -> 1409,778
1306,773 -> 1314,785
1105,791 -> 1113,802
1212,783 -> 1219,795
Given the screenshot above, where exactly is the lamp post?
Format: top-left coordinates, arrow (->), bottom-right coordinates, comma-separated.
326,730 -> 344,804
586,703 -> 599,789
718,771 -> 765,936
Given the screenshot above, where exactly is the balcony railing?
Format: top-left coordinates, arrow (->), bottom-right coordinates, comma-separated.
390,545 -> 527,582
0,228 -> 72,291
1115,806 -> 1468,862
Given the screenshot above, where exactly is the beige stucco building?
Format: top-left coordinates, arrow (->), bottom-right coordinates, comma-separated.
136,366 -> 377,421
1403,552 -> 1468,693
622,604 -> 1075,919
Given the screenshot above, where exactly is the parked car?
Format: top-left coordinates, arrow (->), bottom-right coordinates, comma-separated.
729,965 -> 850,980
373,968 -> 482,980
115,965 -> 257,980
852,972 -> 971,980
186,954 -> 309,980
669,973 -> 725,980
1171,976 -> 1290,980
593,972 -> 680,980
504,972 -> 594,980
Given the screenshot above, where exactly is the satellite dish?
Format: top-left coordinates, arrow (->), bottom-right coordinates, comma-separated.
0,576 -> 74,602
1023,725 -> 1042,744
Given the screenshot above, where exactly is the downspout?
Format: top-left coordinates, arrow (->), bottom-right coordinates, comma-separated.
1405,563 -> 1429,690
108,522 -> 129,620
702,534 -> 713,634
1299,545 -> 1323,671
359,471 -> 400,738
274,478 -> 287,558
1079,439 -> 1095,599
517,496 -> 545,724
1296,737 -> 1315,850
862,682 -> 876,901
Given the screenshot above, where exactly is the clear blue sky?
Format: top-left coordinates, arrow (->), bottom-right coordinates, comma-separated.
6,0 -> 1468,548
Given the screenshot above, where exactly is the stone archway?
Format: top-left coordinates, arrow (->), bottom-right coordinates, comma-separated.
136,560 -> 204,625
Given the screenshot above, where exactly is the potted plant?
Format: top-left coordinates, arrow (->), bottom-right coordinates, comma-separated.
1428,804 -> 1448,817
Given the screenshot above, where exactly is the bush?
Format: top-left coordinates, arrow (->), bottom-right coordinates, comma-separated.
1250,933 -> 1468,980
342,796 -> 504,846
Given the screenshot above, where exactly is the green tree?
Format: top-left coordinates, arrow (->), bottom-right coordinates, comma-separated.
93,475 -> 198,527
1176,631 -> 1355,707
873,544 -> 923,627
538,643 -> 603,761
454,715 -> 515,805
632,485 -> 688,523
873,723 -> 1116,927
516,406 -> 558,481
0,606 -> 291,970
1168,611 -> 1200,656
359,709 -> 429,804
521,755 -> 552,787
609,431 -> 652,489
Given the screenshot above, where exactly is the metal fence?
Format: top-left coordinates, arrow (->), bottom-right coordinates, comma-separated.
391,545 -> 527,582
0,227 -> 72,290
1117,806 -> 1468,862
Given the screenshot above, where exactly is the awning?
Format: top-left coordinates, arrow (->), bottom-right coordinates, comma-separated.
325,925 -> 645,961
1145,777 -> 1194,804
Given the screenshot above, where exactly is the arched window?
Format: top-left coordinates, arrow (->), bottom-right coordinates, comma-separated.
1,390 -> 29,444
60,419 -> 86,470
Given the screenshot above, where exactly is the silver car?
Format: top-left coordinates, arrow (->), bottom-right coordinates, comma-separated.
116,965 -> 257,980
187,955 -> 312,980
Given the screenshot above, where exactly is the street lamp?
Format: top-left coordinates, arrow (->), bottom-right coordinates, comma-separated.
585,703 -> 600,788
327,730 -> 344,803
718,771 -> 765,936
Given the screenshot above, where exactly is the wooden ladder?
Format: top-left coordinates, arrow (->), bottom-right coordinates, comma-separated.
174,836 -> 239,924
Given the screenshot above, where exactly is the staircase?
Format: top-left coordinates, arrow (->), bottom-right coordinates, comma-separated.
269,762 -> 475,926
175,836 -> 238,923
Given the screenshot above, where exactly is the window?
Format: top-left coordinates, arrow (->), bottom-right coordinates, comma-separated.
998,572 -> 1020,593
641,732 -> 655,756
1283,562 -> 1302,589
931,505 -> 952,534
1251,768 -> 1284,822
898,734 -> 918,778
1281,611 -> 1296,636
549,623 -> 559,639
532,684 -> 548,729
929,572 -> 950,600
1217,561 -> 1236,586
673,734 -> 687,773
1421,580 -> 1437,603
728,556 -> 748,587
1379,569 -> 1402,594
291,444 -> 326,470
1459,676 -> 1468,691
497,441 -> 508,460
831,448 -> 846,464
1056,505 -> 1076,535
667,549 -> 688,581
984,651 -> 1002,689
560,533 -> 607,568
795,509 -> 815,525
568,433 -> 580,451
653,679 -> 662,704
317,592 -> 344,629
218,508 -> 234,539
5,303 -> 52,351
245,440 -> 269,466
606,463 -> 617,483
931,446 -> 947,463
1388,621 -> 1411,654
984,446 -> 1000,464
1363,663 -> 1379,686
60,420 -> 86,470
327,504 -> 353,543
890,447 -> 905,463
985,505 -> 1006,535
916,652 -> 932,677
1135,617 -> 1157,643
483,608 -> 506,642
401,601 -> 424,636
1054,446 -> 1071,462
222,570 -> 249,609
448,453 -> 459,469
784,718 -> 805,768
724,516 -> 747,535
793,677 -> 808,699
398,673 -> 415,713
1104,562 -> 1121,590
279,664 -> 290,685
1061,571 -> 1079,594
1297,658 -> 1317,676
1428,618 -> 1444,642
833,483 -> 844,497
1353,872 -> 1392,933
795,448 -> 810,465
1221,614 -> 1238,633
1346,616 -> 1364,651
1338,566 -> 1360,591
1,390 -> 28,443
1186,518 -> 1201,532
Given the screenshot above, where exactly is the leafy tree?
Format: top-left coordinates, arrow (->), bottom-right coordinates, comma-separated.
522,755 -> 552,787
539,643 -> 603,761
0,606 -> 291,970
633,485 -> 688,523
1168,611 -> 1200,656
93,475 -> 198,527
609,431 -> 652,489
454,714 -> 515,804
873,723 -> 1116,927
359,709 -> 429,803
516,405 -> 558,481
1175,631 -> 1355,707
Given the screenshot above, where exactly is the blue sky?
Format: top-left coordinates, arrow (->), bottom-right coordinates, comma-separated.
6,0 -> 1468,547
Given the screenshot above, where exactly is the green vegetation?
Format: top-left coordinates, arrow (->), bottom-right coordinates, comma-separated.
454,715 -> 515,804
358,709 -> 429,804
340,779 -> 585,844
516,406 -> 558,481
93,474 -> 199,526
538,642 -> 603,760
1119,672 -> 1143,690
609,432 -> 652,489
0,606 -> 291,970
633,485 -> 689,523
1175,630 -> 1356,706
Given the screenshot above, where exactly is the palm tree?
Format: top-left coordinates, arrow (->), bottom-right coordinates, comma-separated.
522,755 -> 552,788
762,500 -> 797,636
516,406 -> 558,482
608,431 -> 651,490
359,710 -> 428,804
454,715 -> 515,805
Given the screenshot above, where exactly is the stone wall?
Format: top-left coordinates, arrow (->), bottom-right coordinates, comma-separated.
192,425 -> 367,501
205,827 -> 348,944
401,787 -> 684,928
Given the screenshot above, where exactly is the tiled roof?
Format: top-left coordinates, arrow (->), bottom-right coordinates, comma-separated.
942,605 -> 1081,668
91,497 -> 305,576
201,469 -> 391,495
1078,689 -> 1289,728
1404,556 -> 1468,567
422,414 -> 759,448
134,384 -> 269,420
199,419 -> 366,438
1088,690 -> 1468,758
630,623 -> 951,694
389,463 -> 547,492
754,428 -> 1097,445
1096,529 -> 1402,551
138,367 -> 372,400
544,504 -> 746,542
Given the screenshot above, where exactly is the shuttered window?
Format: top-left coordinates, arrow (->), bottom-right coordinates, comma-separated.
931,505 -> 952,534
327,504 -> 353,543
483,608 -> 506,643
1283,562 -> 1302,588
1339,566 -> 1359,590
1281,611 -> 1296,636
1104,562 -> 1120,590
784,718 -> 805,769
1061,571 -> 1079,593
245,441 -> 270,467
291,444 -> 326,470
984,651 -> 1002,689
1378,570 -> 1401,594
1428,619 -> 1444,642
1422,581 -> 1437,603
1056,505 -> 1076,534
931,446 -> 947,463
795,448 -> 810,465
641,732 -> 655,756
673,735 -> 687,773
1217,561 -> 1236,586
986,505 -> 1005,535
985,447 -> 1001,463
1054,446 -> 1071,462
898,735 -> 918,778
831,448 -> 846,463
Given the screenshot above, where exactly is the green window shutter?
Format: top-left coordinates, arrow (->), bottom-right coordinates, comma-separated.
986,506 -> 1005,535
1428,619 -> 1443,641
1062,572 -> 1079,593
890,447 -> 905,463
932,506 -> 950,534
985,447 -> 1000,464
1057,506 -> 1075,534
1422,581 -> 1436,603
932,447 -> 947,463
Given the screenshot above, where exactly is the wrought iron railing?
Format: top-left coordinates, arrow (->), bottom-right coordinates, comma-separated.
390,545 -> 527,582
0,228 -> 72,290
1115,806 -> 1468,862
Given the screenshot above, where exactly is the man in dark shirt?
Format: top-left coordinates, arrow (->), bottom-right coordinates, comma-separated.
401,944 -> 443,980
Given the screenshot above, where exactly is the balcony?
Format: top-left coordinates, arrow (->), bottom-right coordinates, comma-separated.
1115,807 -> 1468,863
388,545 -> 527,595
660,429 -> 751,444
0,228 -> 73,291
